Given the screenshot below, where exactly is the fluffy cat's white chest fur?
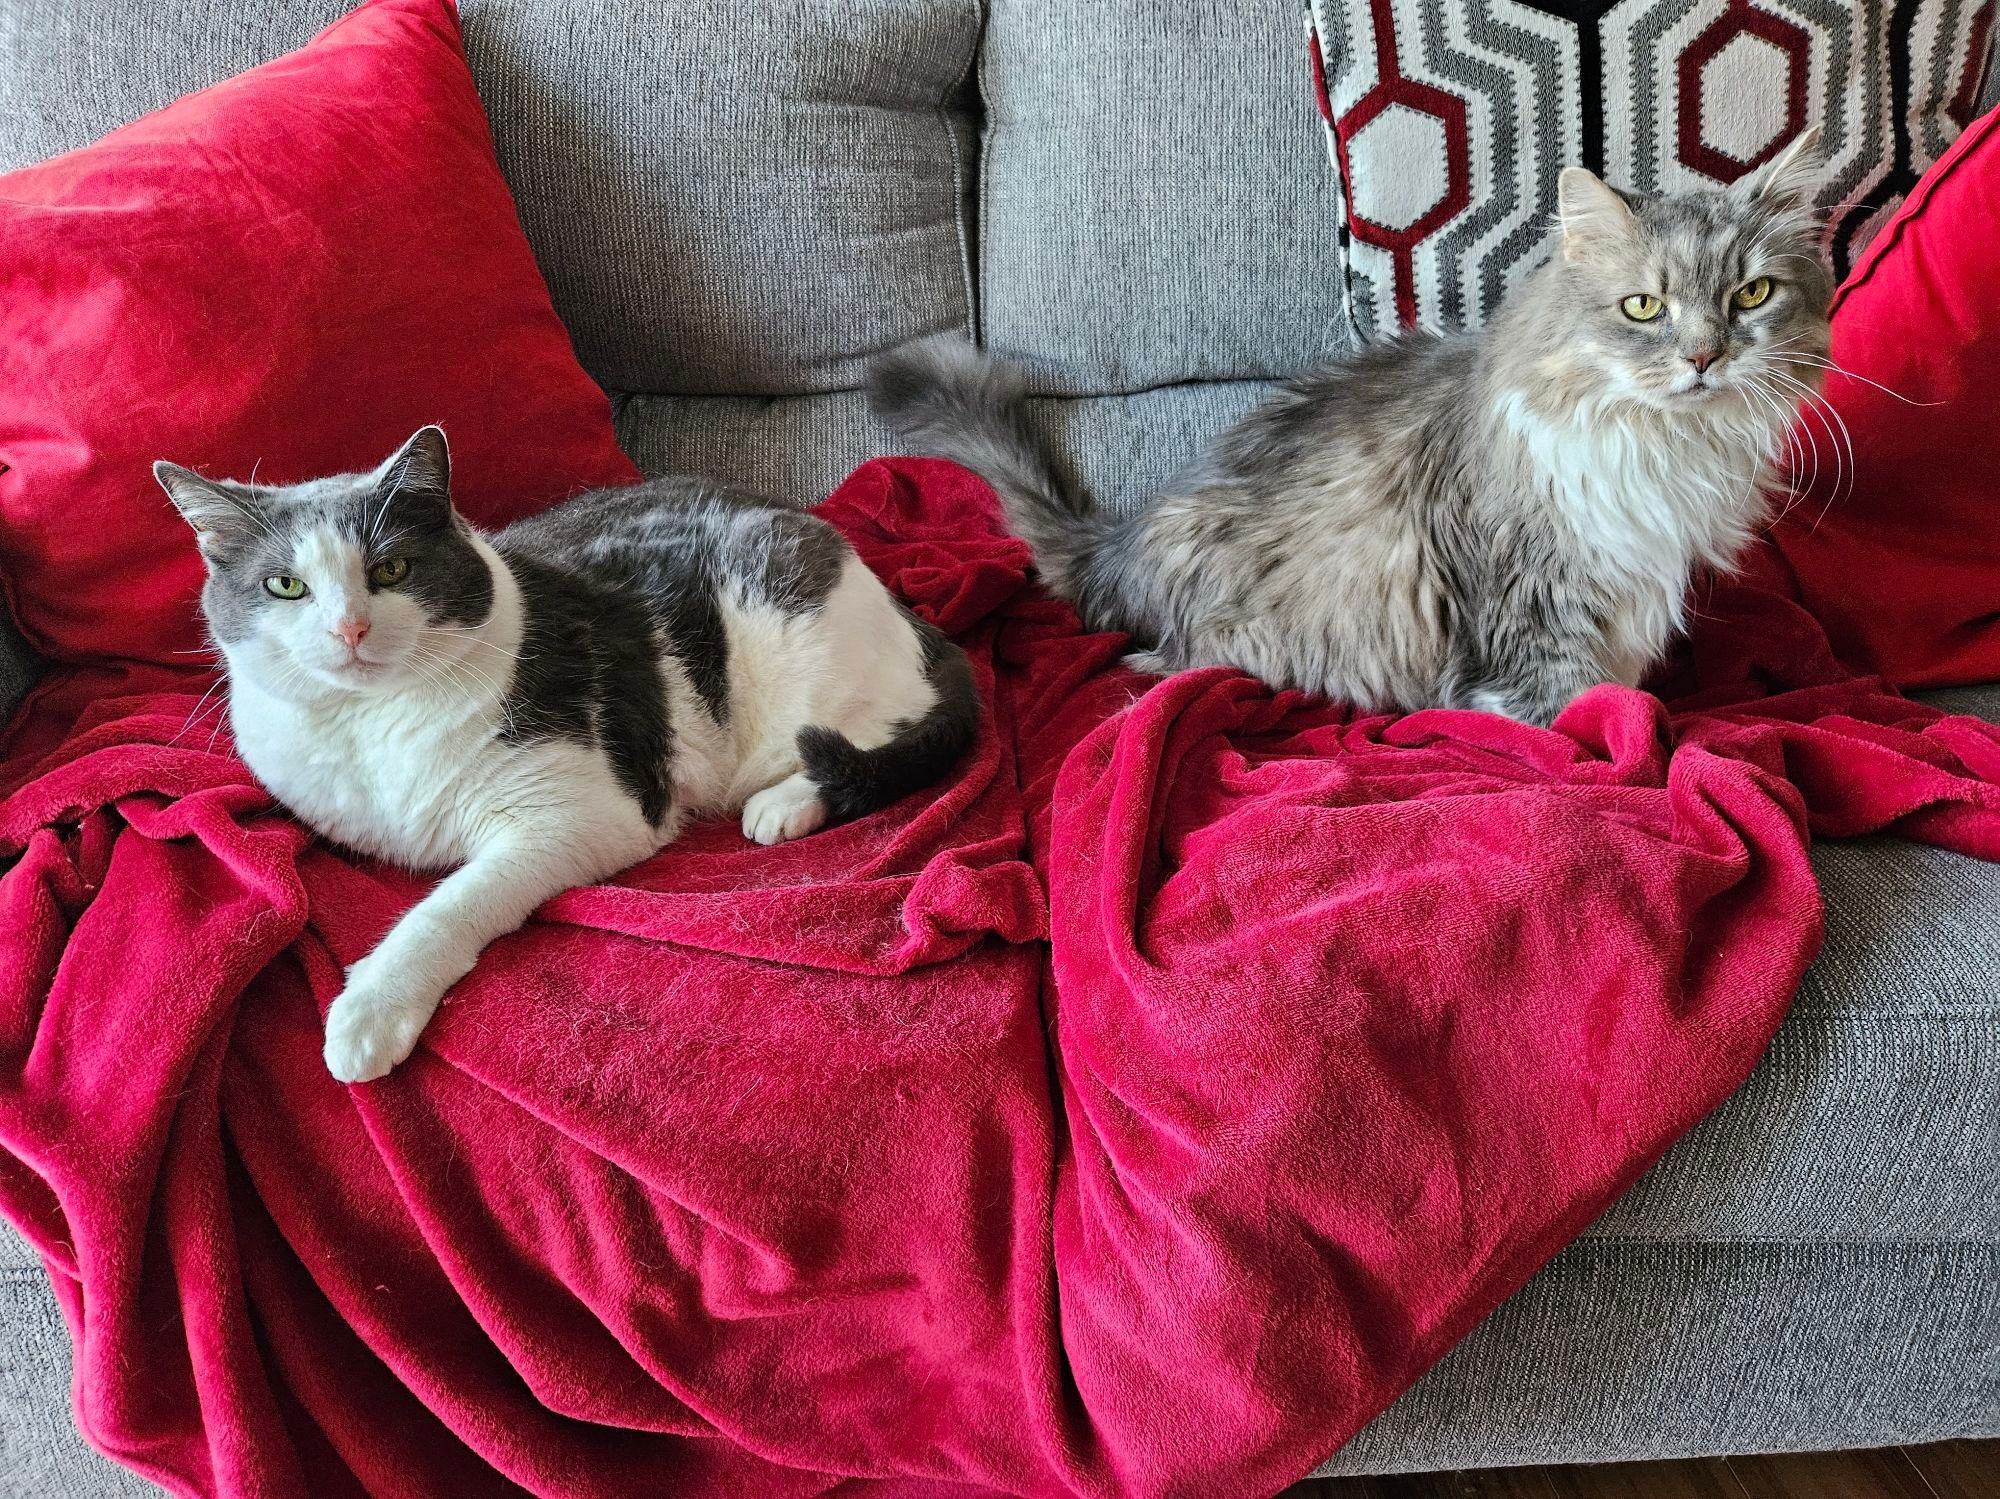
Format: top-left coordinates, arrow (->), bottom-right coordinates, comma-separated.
1499,392 -> 1773,677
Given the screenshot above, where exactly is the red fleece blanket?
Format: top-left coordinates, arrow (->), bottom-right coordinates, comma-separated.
3,459 -> 1998,1499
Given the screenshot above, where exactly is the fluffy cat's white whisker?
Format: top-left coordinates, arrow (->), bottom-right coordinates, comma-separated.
1764,369 -> 1857,521
1739,374 -> 1815,527
169,678 -> 229,747
1768,369 -> 1855,494
1736,372 -> 1801,474
1771,352 -> 1938,406
1782,386 -> 1827,505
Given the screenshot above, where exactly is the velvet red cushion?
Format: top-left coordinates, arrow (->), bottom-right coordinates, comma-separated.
0,0 -> 638,667
1768,103 -> 2000,688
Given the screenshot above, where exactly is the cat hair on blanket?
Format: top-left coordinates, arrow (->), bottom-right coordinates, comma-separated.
869,135 -> 1834,726
155,429 -> 976,1081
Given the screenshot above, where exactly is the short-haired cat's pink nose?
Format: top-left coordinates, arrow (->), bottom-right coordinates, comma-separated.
333,618 -> 369,650
1687,350 -> 1719,373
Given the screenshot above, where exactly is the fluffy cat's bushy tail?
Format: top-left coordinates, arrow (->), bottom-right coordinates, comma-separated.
866,335 -> 1109,596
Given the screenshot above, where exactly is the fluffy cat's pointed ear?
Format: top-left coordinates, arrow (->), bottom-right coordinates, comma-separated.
154,461 -> 258,555
380,425 -> 451,500
1557,167 -> 1636,261
1734,127 -> 1823,214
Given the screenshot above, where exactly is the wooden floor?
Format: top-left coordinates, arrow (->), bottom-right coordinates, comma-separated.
1288,1439 -> 1995,1498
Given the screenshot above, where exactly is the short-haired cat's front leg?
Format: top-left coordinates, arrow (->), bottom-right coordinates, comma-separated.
323,819 -> 659,1083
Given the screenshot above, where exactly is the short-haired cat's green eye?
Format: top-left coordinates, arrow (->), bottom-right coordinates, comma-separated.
263,575 -> 308,600
369,557 -> 411,586
1731,276 -> 1773,310
1620,294 -> 1664,322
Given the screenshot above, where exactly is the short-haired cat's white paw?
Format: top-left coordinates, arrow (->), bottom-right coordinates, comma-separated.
741,774 -> 828,846
323,965 -> 436,1082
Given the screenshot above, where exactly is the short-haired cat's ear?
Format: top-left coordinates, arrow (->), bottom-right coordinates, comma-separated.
380,424 -> 451,499
153,461 -> 258,556
1734,127 -> 1823,215
1557,167 -> 1636,262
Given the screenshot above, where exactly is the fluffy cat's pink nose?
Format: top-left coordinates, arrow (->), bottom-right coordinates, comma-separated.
1687,349 -> 1719,373
332,618 -> 370,650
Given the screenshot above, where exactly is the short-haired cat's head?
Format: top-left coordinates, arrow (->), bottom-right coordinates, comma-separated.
155,426 -> 496,699
1538,131 -> 1834,412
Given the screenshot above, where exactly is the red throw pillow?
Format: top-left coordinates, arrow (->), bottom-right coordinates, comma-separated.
0,0 -> 638,667
1768,102 -> 2000,688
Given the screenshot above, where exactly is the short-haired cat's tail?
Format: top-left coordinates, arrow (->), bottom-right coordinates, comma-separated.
866,335 -> 1110,596
796,623 -> 980,822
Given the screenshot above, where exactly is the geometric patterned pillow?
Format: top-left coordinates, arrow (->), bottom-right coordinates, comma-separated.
1307,0 -> 1996,337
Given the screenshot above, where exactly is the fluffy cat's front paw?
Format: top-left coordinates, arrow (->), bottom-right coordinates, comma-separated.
741,775 -> 828,845
323,967 -> 438,1082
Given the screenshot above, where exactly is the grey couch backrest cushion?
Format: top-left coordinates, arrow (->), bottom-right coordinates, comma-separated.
467,0 -> 978,396
979,0 -> 1354,394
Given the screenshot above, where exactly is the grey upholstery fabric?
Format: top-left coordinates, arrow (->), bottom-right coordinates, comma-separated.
1591,813 -> 2000,1245
616,391 -> 901,503
0,3 -> 350,170
978,0 -> 1354,394
465,0 -> 978,396
1022,381 -> 1283,516
0,1263 -> 157,1499
0,1234 -> 139,1496
1313,1238 -> 2000,1475
613,381 -> 1287,513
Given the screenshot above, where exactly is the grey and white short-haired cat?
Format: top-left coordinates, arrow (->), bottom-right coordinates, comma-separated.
155,429 -> 976,1081
870,135 -> 1833,725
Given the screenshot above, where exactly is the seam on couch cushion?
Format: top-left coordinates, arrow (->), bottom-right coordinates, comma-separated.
938,9 -> 980,348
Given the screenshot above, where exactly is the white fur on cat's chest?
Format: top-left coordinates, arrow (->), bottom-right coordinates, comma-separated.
228,681 -> 508,870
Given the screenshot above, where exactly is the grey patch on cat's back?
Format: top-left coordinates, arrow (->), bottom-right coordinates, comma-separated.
493,476 -> 851,742
731,506 -> 849,614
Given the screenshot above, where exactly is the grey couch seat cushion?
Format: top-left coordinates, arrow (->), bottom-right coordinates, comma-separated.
1590,826 -> 2000,1244
613,380 -> 1287,515
1312,1237 -> 2000,1475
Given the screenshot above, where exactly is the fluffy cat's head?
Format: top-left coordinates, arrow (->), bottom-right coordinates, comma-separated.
1527,132 -> 1834,413
155,427 -> 496,699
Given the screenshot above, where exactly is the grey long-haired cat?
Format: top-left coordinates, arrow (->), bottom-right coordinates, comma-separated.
870,135 -> 1833,724
154,430 -> 976,1081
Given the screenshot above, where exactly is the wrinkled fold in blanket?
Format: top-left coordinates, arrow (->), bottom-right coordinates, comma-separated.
3,458 -> 1997,1499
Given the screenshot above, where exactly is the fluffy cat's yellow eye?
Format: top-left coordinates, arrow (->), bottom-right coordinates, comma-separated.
1620,294 -> 1664,322
263,575 -> 307,600
369,557 -> 411,586
1732,276 -> 1773,309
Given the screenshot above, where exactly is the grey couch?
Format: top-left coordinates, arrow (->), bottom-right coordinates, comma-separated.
2,2 -> 1995,1493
